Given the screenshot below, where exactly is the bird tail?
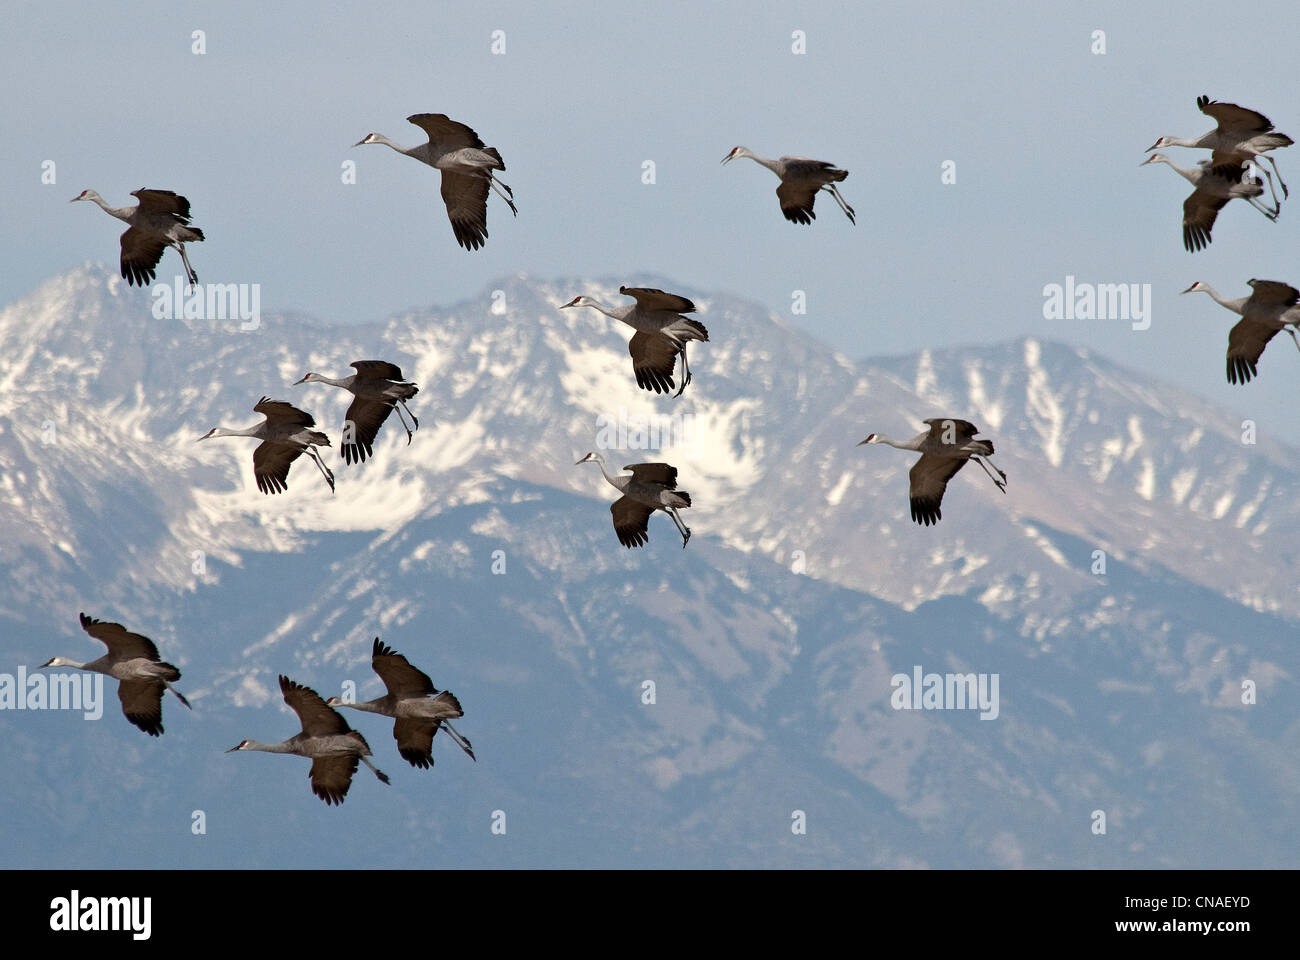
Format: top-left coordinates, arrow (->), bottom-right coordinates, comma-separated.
310,430 -> 330,446
672,491 -> 692,508
682,318 -> 709,341
484,147 -> 506,169
185,227 -> 206,242
832,168 -> 848,181
978,440 -> 994,456
1260,133 -> 1293,150
157,661 -> 182,683
432,690 -> 464,718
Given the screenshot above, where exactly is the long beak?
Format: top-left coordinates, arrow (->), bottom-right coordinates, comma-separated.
856,438 -> 870,446
1179,284 -> 1197,294
196,434 -> 211,442
352,138 -> 368,147
1140,156 -> 1156,166
1143,141 -> 1160,152
225,745 -> 241,753
720,154 -> 734,165
575,457 -> 586,465
292,374 -> 308,385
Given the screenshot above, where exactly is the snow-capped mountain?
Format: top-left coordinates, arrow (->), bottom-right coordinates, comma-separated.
1,266 -> 1295,868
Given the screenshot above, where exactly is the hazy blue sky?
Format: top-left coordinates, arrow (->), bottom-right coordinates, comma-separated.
6,0 -> 1300,440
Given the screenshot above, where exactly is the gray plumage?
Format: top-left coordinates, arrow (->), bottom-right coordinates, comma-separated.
197,397 -> 335,494
294,361 -> 420,464
576,452 -> 693,547
1141,153 -> 1277,251
70,188 -> 204,287
721,146 -> 856,225
1182,279 -> 1300,384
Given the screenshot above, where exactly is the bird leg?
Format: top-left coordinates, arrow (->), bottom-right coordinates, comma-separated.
176,242 -> 199,291
1255,162 -> 1283,210
666,506 -> 692,547
360,755 -> 391,785
166,682 -> 192,709
1285,326 -> 1300,354
487,175 -> 517,216
825,184 -> 856,224
1246,194 -> 1280,220
397,398 -> 420,432
307,447 -> 336,493
391,402 -> 415,444
674,345 -> 693,398
1266,154 -> 1289,199
974,456 -> 1007,493
442,720 -> 476,761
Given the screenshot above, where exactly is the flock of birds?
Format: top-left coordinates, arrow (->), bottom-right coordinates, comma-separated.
51,96 -> 1293,803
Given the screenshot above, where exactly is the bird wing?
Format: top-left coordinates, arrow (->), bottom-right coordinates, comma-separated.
1181,189 -> 1229,253
280,675 -> 352,737
618,286 -> 696,313
130,188 -> 193,221
371,638 -> 436,697
776,180 -> 819,224
439,170 -> 490,250
252,440 -> 303,494
79,612 -> 163,661
341,395 -> 395,465
1246,280 -> 1300,307
392,718 -> 438,769
309,754 -> 360,805
627,331 -> 679,394
908,454 -> 968,526
1197,96 -> 1274,136
117,680 -> 167,737
1226,319 -> 1279,385
407,113 -> 485,151
625,462 -> 678,487
350,360 -> 405,381
610,497 -> 654,548
253,397 -> 317,427
118,227 -> 167,287
923,418 -> 979,441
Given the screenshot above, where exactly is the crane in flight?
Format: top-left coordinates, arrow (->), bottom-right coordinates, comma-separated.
857,419 -> 1006,526
354,113 -> 516,251
197,397 -> 335,494
71,188 -> 204,288
576,452 -> 692,547
1142,153 -> 1277,251
294,361 -> 420,464
1182,279 -> 1300,383
40,613 -> 191,737
560,286 -> 708,397
227,675 -> 390,806
721,146 -> 856,225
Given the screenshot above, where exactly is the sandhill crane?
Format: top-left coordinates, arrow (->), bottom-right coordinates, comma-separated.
857,419 -> 1006,526
721,147 -> 856,225
1182,279 -> 1300,384
576,452 -> 692,547
227,675 -> 390,806
1142,153 -> 1277,251
39,613 -> 191,736
560,286 -> 709,397
293,361 -> 420,464
197,397 -> 335,494
326,638 -> 474,769
354,113 -> 516,251
1147,95 -> 1292,207
70,188 -> 204,288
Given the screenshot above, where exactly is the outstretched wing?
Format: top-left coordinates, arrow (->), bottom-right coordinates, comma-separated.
351,360 -> 405,382
923,418 -> 979,442
1182,188 -> 1229,252
407,113 -> 485,151
341,396 -> 395,465
908,454 -> 968,526
309,755 -> 360,805
371,637 -> 436,698
1226,318 -> 1279,385
1197,96 -> 1275,137
624,463 -> 678,487
130,188 -> 193,221
776,180 -> 819,224
619,286 -> 696,313
252,441 -> 303,494
393,718 -> 438,769
628,332 -> 679,394
280,675 -> 352,738
79,612 -> 163,661
117,680 -> 167,737
1245,280 -> 1300,308
118,227 -> 167,286
439,171 -> 490,250
610,497 -> 654,548
254,397 -> 317,427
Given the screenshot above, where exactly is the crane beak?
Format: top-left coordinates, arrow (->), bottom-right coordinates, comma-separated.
224,744 -> 241,753
292,374 -> 308,385
720,153 -> 734,165
1143,141 -> 1160,153
1179,283 -> 1197,294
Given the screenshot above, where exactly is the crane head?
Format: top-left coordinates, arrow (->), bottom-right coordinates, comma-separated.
324,696 -> 344,707
292,372 -> 317,385
1145,137 -> 1173,152
857,434 -> 880,446
721,146 -> 746,165
69,189 -> 98,203
1180,282 -> 1207,295
575,451 -> 602,465
196,427 -> 219,441
38,657 -> 66,668
226,740 -> 251,753
559,296 -> 588,309
1140,153 -> 1167,167
353,133 -> 378,147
